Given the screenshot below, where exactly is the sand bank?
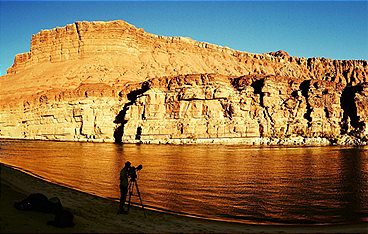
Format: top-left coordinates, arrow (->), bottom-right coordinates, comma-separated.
0,163 -> 367,233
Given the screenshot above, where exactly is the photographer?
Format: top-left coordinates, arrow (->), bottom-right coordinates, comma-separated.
118,161 -> 130,214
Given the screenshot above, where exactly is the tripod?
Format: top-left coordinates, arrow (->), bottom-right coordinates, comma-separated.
127,178 -> 146,217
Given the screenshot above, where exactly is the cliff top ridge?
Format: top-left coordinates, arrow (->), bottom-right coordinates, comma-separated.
0,19 -> 367,108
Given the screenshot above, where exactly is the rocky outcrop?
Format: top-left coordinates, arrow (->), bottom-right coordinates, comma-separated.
0,20 -> 367,144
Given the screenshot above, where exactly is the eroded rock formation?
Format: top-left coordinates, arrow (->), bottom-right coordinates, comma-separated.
0,20 -> 367,145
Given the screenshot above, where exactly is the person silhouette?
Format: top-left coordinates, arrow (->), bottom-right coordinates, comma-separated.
119,161 -> 131,214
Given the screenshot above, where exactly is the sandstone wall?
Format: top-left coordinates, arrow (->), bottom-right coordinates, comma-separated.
0,97 -> 122,142
116,74 -> 367,145
1,74 -> 367,145
0,83 -> 122,142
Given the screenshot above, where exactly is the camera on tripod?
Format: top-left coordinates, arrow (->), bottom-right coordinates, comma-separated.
128,164 -> 142,181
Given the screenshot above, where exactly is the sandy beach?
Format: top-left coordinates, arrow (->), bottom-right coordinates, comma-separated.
0,163 -> 367,233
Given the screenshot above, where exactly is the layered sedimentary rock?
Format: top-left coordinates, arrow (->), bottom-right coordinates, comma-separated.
0,83 -> 120,141
0,20 -> 367,144
117,74 -> 367,145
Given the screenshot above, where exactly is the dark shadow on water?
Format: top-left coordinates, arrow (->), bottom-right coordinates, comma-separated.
339,148 -> 366,222
113,82 -> 150,143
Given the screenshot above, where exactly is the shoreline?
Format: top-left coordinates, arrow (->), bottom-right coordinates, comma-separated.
1,163 -> 367,233
0,136 -> 367,146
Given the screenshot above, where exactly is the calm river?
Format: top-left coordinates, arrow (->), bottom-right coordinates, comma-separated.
0,139 -> 367,225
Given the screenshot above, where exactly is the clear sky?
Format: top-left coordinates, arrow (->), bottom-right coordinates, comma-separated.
0,1 -> 367,76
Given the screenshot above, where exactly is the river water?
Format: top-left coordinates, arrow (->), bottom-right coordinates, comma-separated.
0,139 -> 367,225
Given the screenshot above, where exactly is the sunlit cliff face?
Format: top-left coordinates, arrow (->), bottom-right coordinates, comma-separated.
0,20 -> 367,144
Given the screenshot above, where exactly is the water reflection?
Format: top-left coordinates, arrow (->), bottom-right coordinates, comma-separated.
0,140 -> 367,225
338,148 -> 364,222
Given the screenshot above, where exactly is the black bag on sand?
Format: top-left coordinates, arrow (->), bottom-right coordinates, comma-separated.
14,193 -> 64,213
14,193 -> 50,212
48,197 -> 63,213
15,193 -> 75,228
47,209 -> 75,228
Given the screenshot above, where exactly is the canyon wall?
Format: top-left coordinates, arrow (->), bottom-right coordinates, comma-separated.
1,20 -> 367,144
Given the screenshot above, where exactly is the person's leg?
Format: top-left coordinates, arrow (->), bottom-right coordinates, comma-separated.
119,185 -> 125,212
119,185 -> 128,213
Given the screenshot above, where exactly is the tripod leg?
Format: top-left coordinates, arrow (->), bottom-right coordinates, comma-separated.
127,181 -> 134,212
134,181 -> 147,218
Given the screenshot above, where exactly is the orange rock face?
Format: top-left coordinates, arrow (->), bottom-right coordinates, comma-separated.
0,20 -> 367,144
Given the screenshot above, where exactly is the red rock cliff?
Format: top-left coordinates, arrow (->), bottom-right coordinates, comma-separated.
0,20 -> 367,144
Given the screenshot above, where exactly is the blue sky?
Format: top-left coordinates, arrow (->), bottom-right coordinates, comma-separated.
0,1 -> 367,76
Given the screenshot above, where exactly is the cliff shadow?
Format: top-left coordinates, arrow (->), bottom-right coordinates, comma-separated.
340,84 -> 364,133
113,82 -> 150,143
251,78 -> 267,136
299,80 -> 312,123
251,79 -> 264,102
